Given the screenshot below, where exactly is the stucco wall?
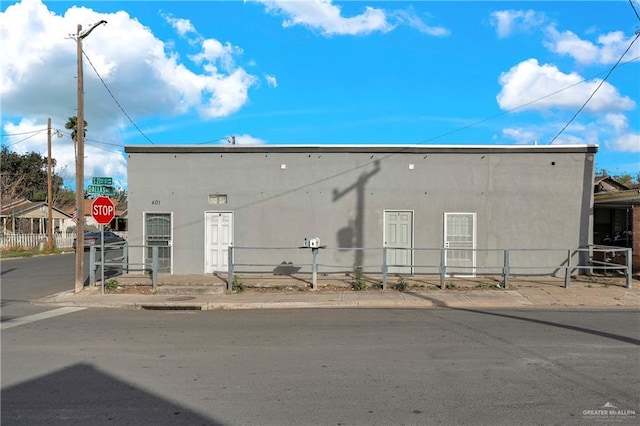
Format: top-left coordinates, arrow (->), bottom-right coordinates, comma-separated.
125,145 -> 596,275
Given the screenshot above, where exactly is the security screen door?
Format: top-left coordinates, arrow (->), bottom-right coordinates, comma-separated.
144,213 -> 172,273
205,212 -> 233,273
384,211 -> 413,274
444,212 -> 476,276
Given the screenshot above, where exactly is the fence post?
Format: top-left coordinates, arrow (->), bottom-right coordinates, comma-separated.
503,249 -> 510,288
311,247 -> 318,290
440,248 -> 446,289
382,246 -> 388,290
564,249 -> 571,288
152,246 -> 158,291
124,241 -> 129,274
227,246 -> 233,292
89,245 -> 96,287
626,248 -> 632,289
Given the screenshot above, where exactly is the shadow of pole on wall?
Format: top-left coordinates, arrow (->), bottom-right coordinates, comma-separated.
333,160 -> 381,268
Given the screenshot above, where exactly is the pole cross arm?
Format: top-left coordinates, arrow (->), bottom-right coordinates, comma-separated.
80,20 -> 107,39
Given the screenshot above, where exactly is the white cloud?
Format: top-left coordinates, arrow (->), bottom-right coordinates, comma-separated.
257,0 -> 393,36
496,58 -> 635,112
0,0 -> 265,187
501,127 -> 538,144
265,74 -> 278,88
490,9 -> 546,38
607,133 -> 640,152
602,114 -> 640,152
544,25 -> 640,65
199,68 -> 257,118
222,134 -> 267,145
160,11 -> 196,37
188,38 -> 243,73
256,0 -> 452,37
604,113 -> 628,134
392,9 -> 450,37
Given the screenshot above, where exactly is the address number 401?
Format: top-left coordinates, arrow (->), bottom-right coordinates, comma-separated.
151,200 -> 160,205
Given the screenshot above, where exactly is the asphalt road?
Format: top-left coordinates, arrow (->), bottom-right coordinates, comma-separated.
1,251 -> 123,321
2,307 -> 639,425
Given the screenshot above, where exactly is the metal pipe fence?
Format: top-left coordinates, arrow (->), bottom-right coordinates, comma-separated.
227,245 -> 633,291
89,243 -> 159,293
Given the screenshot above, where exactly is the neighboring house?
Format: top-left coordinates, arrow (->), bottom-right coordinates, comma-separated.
0,199 -> 73,234
593,175 -> 639,268
125,144 -> 597,276
58,198 -> 128,232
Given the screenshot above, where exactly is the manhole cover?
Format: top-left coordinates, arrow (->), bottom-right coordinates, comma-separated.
166,296 -> 196,301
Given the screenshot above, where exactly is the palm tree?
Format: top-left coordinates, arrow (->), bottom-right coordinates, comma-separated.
64,116 -> 87,142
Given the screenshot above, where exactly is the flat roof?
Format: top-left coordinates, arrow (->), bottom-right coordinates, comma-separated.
125,144 -> 598,154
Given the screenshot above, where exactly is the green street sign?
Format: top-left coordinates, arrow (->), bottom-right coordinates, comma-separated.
92,177 -> 113,186
87,184 -> 115,195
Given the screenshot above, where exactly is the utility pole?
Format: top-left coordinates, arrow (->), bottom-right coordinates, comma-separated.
47,117 -> 53,250
74,20 -> 107,293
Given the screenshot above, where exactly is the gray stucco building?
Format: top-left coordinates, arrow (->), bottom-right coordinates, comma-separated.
124,144 -> 597,276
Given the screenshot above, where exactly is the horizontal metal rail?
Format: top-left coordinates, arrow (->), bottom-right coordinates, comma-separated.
227,246 -> 633,290
90,244 -> 158,293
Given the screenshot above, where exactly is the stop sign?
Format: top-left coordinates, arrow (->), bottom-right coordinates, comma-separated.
91,196 -> 115,225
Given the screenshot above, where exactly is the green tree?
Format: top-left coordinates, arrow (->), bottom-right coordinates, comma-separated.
64,116 -> 87,142
0,147 -> 65,202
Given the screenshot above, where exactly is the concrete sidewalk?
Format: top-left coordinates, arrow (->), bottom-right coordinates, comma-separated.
35,278 -> 640,311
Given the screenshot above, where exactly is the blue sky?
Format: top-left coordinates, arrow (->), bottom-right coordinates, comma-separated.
1,0 -> 639,191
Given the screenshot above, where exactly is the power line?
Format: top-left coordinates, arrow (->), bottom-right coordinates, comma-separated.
548,33 -> 640,145
0,128 -> 48,137
629,0 -> 640,22
0,129 -> 47,148
414,55 -> 640,145
83,50 -> 156,145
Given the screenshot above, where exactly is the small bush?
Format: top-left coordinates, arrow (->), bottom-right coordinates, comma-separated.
105,279 -> 119,292
232,275 -> 245,292
395,276 -> 409,292
351,266 -> 367,291
445,282 -> 457,289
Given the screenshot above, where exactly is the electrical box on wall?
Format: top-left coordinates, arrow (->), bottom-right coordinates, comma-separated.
304,237 -> 320,248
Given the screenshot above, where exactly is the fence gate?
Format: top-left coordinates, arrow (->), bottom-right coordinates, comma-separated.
444,212 -> 476,276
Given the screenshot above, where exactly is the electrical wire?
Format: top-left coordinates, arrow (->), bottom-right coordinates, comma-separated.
548,33 -> 640,144
0,129 -> 47,148
629,0 -> 640,22
412,55 -> 639,145
0,128 -> 48,137
83,50 -> 155,145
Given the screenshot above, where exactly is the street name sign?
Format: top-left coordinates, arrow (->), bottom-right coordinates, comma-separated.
87,185 -> 115,195
92,177 -> 113,186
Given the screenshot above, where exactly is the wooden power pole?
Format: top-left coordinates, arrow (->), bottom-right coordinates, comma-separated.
74,20 -> 107,293
47,117 -> 53,250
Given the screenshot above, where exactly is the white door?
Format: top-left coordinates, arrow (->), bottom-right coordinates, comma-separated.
384,211 -> 413,274
444,212 -> 476,276
205,212 -> 233,273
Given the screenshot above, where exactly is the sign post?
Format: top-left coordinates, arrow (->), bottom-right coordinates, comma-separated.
91,196 -> 116,294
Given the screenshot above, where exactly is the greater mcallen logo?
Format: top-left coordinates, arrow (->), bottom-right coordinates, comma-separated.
583,402 -> 636,422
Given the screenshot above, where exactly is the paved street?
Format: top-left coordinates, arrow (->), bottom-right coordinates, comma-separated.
1,250 -> 122,320
2,307 -> 638,425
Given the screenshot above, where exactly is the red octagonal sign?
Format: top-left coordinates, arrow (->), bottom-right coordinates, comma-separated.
91,196 -> 115,225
